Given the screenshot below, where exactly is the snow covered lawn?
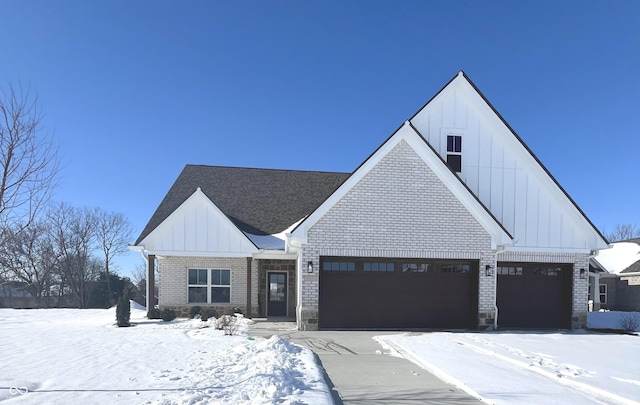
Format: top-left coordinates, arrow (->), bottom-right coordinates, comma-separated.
376,330 -> 640,405
0,306 -> 331,404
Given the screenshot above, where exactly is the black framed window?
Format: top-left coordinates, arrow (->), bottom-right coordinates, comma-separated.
497,266 -> 523,276
364,262 -> 394,272
446,135 -> 462,172
323,261 -> 355,271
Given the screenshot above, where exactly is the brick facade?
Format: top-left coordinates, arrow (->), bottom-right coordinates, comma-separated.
158,256 -> 258,317
300,141 -> 496,330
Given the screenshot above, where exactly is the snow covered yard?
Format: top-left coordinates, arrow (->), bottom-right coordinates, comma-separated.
0,306 -> 331,404
377,329 -> 640,405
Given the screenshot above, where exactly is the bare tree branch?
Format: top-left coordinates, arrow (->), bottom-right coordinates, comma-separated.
0,83 -> 60,243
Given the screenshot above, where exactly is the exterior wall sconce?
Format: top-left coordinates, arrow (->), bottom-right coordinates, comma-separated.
307,261 -> 313,273
485,264 -> 493,276
580,268 -> 587,279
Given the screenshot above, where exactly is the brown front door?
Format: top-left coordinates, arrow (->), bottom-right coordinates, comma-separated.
267,272 -> 287,317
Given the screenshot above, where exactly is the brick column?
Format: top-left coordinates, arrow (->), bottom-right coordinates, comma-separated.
246,257 -> 252,318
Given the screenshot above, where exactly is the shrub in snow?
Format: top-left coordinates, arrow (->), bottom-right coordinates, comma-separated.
216,314 -> 242,335
115,288 -> 130,327
617,312 -> 640,332
161,308 -> 176,322
189,306 -> 202,319
200,308 -> 218,322
147,307 -> 162,320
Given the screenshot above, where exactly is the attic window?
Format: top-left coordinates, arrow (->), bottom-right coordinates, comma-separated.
446,135 -> 462,173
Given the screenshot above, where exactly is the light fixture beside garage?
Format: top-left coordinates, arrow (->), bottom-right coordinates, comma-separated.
307,261 -> 313,273
580,268 -> 587,279
485,264 -> 493,277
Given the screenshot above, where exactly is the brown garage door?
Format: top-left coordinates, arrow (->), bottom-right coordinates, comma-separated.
497,262 -> 572,329
319,257 -> 478,329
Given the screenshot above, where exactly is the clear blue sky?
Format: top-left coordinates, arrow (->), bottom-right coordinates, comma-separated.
1,1 -> 638,278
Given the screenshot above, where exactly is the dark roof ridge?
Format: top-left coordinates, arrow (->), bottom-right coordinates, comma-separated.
184,163 -> 350,176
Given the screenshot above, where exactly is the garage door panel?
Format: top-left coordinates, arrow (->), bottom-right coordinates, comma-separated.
497,263 -> 572,329
319,257 -> 478,329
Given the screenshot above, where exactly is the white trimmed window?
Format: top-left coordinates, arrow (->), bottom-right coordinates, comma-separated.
188,268 -> 231,304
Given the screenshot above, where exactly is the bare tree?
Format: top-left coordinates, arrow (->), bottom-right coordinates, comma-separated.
48,203 -> 99,308
0,221 -> 59,306
95,209 -> 133,305
0,84 -> 59,244
606,223 -> 640,242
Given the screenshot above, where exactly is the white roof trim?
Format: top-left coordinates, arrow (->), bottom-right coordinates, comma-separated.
292,122 -> 512,249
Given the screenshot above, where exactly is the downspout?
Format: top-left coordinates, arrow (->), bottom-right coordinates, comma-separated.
493,244 -> 508,330
285,234 -> 303,330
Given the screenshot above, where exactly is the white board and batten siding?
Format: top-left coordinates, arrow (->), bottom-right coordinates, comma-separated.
139,188 -> 258,256
410,73 -> 606,252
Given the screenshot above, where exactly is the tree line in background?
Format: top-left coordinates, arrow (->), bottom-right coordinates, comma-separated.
0,83 -> 138,308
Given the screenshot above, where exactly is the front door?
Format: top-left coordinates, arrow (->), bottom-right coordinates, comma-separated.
267,272 -> 287,317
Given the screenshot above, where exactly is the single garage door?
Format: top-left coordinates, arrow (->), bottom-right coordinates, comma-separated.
497,262 -> 572,329
319,257 -> 478,329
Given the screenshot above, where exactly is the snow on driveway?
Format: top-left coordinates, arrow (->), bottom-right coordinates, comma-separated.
376,331 -> 640,405
0,307 -> 331,404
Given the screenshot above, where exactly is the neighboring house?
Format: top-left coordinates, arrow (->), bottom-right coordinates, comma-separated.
590,238 -> 640,311
132,71 -> 608,331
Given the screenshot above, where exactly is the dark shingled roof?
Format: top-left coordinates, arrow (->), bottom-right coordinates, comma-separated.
135,165 -> 350,245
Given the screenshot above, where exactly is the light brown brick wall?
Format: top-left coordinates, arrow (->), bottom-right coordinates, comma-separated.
158,256 -> 257,315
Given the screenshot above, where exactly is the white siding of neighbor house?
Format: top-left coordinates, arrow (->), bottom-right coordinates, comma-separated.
410,74 -> 606,252
140,188 -> 258,256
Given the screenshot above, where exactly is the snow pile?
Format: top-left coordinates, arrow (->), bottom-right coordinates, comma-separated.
587,310 -> 640,332
593,242 -> 640,274
156,335 -> 328,404
377,331 -> 640,405
0,308 -> 331,404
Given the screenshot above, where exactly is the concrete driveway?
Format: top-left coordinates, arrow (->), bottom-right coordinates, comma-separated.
249,320 -> 481,404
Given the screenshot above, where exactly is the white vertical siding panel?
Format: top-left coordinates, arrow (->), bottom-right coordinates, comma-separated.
175,218 -> 186,251
548,206 -> 562,247
465,166 -> 479,196
208,211 -> 219,251
525,178 -> 539,247
514,169 -> 528,244
195,205 -> 207,252
442,96 -> 455,128
218,223 -> 230,252
490,168 -> 503,221
502,168 -> 516,233
454,90 -> 467,129
537,193 -> 551,247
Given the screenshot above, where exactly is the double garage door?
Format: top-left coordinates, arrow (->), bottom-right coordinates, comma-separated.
319,257 -> 478,329
319,257 -> 574,330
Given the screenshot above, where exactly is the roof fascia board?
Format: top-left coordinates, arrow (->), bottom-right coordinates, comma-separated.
139,187 -> 259,253
144,250 -> 253,258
